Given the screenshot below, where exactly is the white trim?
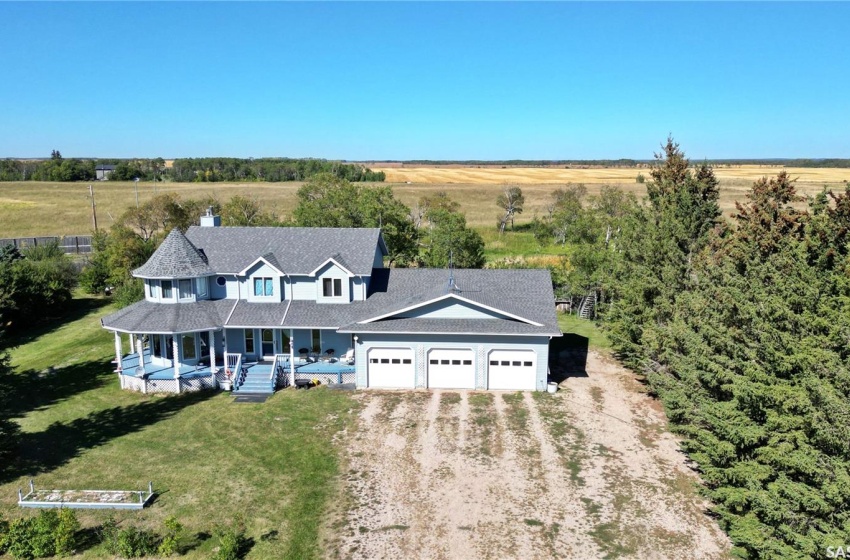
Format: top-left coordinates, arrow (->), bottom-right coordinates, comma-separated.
308,257 -> 354,278
238,256 -> 285,276
224,300 -> 239,325
279,300 -> 292,326
356,293 -> 543,326
338,329 -> 558,337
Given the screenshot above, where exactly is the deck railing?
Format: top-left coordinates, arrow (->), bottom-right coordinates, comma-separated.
274,353 -> 289,388
224,352 -> 243,389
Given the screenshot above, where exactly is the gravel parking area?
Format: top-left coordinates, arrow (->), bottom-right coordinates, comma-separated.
326,351 -> 730,559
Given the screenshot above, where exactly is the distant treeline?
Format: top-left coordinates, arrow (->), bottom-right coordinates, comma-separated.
0,156 -> 385,183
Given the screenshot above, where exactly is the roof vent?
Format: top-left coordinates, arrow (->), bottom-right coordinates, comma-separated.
200,207 -> 221,227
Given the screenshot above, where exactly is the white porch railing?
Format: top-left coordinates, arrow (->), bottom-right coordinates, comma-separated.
224,352 -> 243,390
273,353 -> 289,387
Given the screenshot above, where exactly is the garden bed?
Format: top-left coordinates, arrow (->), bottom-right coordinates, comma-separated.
18,480 -> 155,510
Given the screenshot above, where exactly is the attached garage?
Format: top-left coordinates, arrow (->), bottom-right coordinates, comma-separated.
487,349 -> 537,391
367,347 -> 415,388
427,348 -> 475,389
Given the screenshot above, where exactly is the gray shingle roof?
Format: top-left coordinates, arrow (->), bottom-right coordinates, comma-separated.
281,301 -> 368,329
349,268 -> 561,335
103,267 -> 560,337
133,229 -> 215,279
101,299 -> 234,333
226,301 -> 290,327
184,227 -> 385,276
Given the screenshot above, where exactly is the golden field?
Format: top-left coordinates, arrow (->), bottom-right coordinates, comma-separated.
374,165 -> 850,185
0,166 -> 847,237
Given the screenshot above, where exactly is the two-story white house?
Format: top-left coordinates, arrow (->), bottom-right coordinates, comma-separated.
101,211 -> 561,394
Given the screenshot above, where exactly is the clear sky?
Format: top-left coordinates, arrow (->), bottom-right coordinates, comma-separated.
1,2 -> 848,160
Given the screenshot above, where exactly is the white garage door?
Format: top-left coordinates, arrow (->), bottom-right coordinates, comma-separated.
428,349 -> 475,389
488,350 -> 537,390
367,348 -> 415,388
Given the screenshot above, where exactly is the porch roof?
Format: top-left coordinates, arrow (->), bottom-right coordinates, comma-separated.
102,299 -> 234,334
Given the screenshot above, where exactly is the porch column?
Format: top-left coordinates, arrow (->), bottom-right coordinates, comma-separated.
289,328 -> 295,387
114,331 -> 122,373
209,329 -> 217,389
173,336 -> 181,394
129,333 -> 136,355
136,336 -> 144,368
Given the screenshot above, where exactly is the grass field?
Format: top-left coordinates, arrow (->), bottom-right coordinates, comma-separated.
1,165 -> 845,239
1,292 -> 357,559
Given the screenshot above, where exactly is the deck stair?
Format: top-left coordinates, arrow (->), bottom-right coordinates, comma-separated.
234,362 -> 275,394
579,290 -> 598,320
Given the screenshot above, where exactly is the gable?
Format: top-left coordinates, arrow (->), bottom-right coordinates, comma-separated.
396,298 -> 511,320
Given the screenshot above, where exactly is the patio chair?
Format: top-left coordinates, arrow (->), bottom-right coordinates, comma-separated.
341,348 -> 355,364
298,347 -> 310,358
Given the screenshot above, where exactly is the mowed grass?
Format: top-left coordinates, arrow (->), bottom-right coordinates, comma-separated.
1,166 -> 844,238
557,313 -> 612,353
1,292 -> 358,559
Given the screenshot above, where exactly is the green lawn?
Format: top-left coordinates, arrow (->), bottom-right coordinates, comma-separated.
557,312 -> 611,353
1,293 -> 357,559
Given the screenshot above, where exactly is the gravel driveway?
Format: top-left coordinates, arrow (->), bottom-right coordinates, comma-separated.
326,351 -> 730,559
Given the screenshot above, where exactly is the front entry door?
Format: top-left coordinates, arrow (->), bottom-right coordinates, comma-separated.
261,329 -> 275,359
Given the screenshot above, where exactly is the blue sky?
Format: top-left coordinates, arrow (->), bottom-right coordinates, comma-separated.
1,2 -> 848,160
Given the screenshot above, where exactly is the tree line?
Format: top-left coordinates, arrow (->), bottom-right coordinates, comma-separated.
556,139 -> 850,558
0,153 -> 385,183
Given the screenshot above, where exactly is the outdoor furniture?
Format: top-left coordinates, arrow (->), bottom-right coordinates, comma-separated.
298,348 -> 310,358
341,348 -> 354,364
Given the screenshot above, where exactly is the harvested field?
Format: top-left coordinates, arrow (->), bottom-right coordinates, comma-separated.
1,165 -> 844,237
374,165 -> 850,186
326,352 -> 730,560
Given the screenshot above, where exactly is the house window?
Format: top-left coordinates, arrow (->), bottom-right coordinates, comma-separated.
245,330 -> 255,354
166,336 -> 174,360
216,276 -> 226,287
152,335 -> 162,358
254,277 -> 274,297
196,277 -> 209,298
311,329 -> 321,352
148,281 -> 156,298
161,280 -> 173,299
182,334 -> 196,360
178,279 -> 193,300
322,278 -> 342,297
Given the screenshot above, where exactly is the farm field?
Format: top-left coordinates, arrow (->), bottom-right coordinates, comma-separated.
1,166 -> 845,238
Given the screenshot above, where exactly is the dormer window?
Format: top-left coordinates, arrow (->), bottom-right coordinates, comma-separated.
178,279 -> 193,300
254,277 -> 274,297
323,278 -> 342,297
161,280 -> 173,299
148,281 -> 157,298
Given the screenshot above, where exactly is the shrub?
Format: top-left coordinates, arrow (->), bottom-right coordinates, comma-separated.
635,172 -> 646,183
212,522 -> 247,560
100,518 -> 159,558
30,510 -> 58,558
115,526 -> 158,558
5,517 -> 36,559
0,516 -> 9,554
54,509 -> 80,556
157,516 -> 183,556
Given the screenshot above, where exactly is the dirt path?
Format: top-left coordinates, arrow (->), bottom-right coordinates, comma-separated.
328,351 -> 730,559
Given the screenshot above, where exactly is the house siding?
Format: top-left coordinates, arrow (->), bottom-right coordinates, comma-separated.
353,333 -> 551,391
315,262 -> 352,303
290,276 -> 315,300
398,299 -> 508,320
245,262 -> 282,303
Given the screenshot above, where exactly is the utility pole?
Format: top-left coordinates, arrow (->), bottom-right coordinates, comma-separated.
89,184 -> 98,232
134,177 -> 139,207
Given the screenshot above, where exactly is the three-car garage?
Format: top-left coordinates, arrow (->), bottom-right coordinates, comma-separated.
365,345 -> 543,391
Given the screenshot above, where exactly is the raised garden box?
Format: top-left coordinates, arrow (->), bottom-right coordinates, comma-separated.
18,480 -> 155,510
